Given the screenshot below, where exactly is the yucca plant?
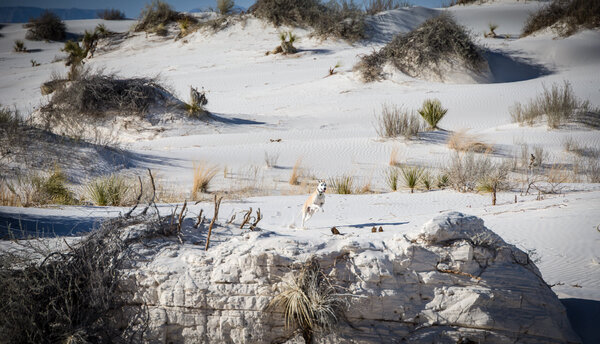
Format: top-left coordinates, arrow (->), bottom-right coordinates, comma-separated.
86,174 -> 129,206
94,23 -> 110,37
418,98 -> 448,130
267,259 -> 346,343
13,40 -> 27,52
384,167 -> 400,191
421,170 -> 432,190
400,165 -> 423,193
328,175 -> 354,194
62,40 -> 87,79
279,31 -> 297,54
436,173 -> 449,189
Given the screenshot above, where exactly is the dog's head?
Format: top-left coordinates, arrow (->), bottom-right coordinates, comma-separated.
317,181 -> 327,193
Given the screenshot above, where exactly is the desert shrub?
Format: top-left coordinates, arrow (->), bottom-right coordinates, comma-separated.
364,0 -> 406,14
355,13 -> 485,82
13,40 -> 27,52
217,0 -> 236,15
384,166 -> 400,191
477,162 -> 510,205
264,151 -> 280,168
86,174 -> 130,206
510,81 -> 597,129
418,98 -> 448,130
400,165 -> 423,193
251,0 -> 366,41
328,175 -> 354,194
447,129 -> 493,153
192,163 -> 219,196
62,40 -> 88,78
24,10 -> 66,41
267,258 -> 346,343
135,0 -> 195,33
30,167 -> 77,205
522,0 -> 600,37
0,215 -> 153,342
374,103 -> 423,139
40,70 -> 171,126
185,86 -> 208,117
445,152 -> 493,192
98,8 -> 126,20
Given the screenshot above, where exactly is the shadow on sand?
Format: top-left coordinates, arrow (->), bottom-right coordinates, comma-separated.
561,298 -> 600,344
484,50 -> 551,83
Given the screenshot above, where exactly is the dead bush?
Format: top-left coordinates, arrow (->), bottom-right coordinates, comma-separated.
98,8 -> 127,20
374,103 -> 423,139
39,69 -> 172,128
447,129 -> 493,153
0,214 -> 161,343
355,13 -> 485,82
522,0 -> 600,37
251,0 -> 366,42
24,10 -> 66,41
445,152 -> 493,192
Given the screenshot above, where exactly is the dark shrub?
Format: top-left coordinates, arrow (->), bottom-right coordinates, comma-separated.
522,0 -> 600,37
135,0 -> 196,33
98,8 -> 127,20
24,10 -> 66,41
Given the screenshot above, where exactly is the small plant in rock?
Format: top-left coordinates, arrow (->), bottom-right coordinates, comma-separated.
329,175 -> 354,194
267,258 -> 346,344
192,162 -> 219,196
24,10 -> 66,41
13,40 -> 27,52
384,166 -> 400,191
86,174 -> 129,206
400,165 -> 423,193
418,98 -> 448,130
217,0 -> 236,15
374,103 -> 423,139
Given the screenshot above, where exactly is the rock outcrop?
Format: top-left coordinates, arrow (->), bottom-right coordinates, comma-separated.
123,212 -> 579,343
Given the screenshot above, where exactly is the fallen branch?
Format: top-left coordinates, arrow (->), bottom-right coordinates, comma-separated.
205,194 -> 222,251
249,208 -> 262,231
124,176 -> 143,218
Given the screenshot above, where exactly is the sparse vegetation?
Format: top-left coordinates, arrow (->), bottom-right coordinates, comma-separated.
86,174 -> 130,206
217,0 -> 236,15
486,22 -> 498,38
477,162 -> 510,205
30,59 -> 40,67
251,0 -> 366,42
62,40 -> 88,79
192,162 -> 219,196
400,165 -> 423,193
384,167 -> 400,191
510,81 -> 599,129
355,13 -> 485,82
13,40 -> 27,53
445,152 -> 492,192
289,158 -> 303,185
185,86 -> 208,117
24,10 -> 66,41
279,31 -> 297,54
329,174 -> 354,194
418,98 -> 448,130
135,0 -> 195,33
447,129 -> 493,153
267,258 -> 346,343
522,0 -> 600,37
421,170 -> 433,190
30,166 -> 77,205
97,8 -> 127,20
374,103 -> 423,139
364,0 -> 406,14
264,151 -> 280,168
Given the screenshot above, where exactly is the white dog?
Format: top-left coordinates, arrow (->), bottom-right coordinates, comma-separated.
301,181 -> 327,228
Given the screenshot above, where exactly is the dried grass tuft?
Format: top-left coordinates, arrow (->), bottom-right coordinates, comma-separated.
447,129 -> 493,153
192,162 -> 219,197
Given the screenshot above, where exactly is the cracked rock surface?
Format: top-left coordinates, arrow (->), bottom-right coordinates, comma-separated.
122,211 -> 580,343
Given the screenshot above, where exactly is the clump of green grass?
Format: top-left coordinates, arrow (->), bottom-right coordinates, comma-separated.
400,165 -> 423,193
86,174 -> 129,206
384,167 -> 400,191
13,40 -> 27,53
418,98 -> 448,130
328,175 -> 354,194
31,167 -> 77,205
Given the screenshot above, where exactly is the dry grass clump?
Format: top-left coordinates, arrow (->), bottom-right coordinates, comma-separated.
445,152 -> 493,192
355,13 -> 485,82
522,0 -> 600,37
510,81 -> 599,129
267,258 -> 347,343
289,157 -> 303,185
97,8 -> 126,20
86,174 -> 130,206
418,98 -> 448,130
135,0 -> 197,33
29,167 -> 78,205
328,175 -> 354,194
192,162 -> 219,197
39,69 -> 171,128
23,10 -> 66,41
0,214 -> 156,342
374,103 -> 423,139
447,129 -> 493,153
251,0 -> 366,42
